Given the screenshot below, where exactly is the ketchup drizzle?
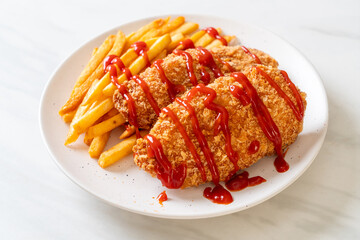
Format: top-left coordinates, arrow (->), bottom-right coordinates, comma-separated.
153,59 -> 185,102
103,56 -> 140,138
161,107 -> 207,182
204,27 -> 228,46
280,70 -> 305,120
197,47 -> 223,78
103,55 -> 132,79
104,41 -> 151,139
229,85 -> 250,106
176,98 -> 220,184
132,75 -> 161,116
173,49 -> 198,86
186,84 -> 239,174
225,171 -> 266,191
241,46 -> 262,64
230,72 -> 289,172
178,39 -> 195,50
214,55 -> 235,72
145,134 -> 186,189
199,66 -> 211,85
255,67 -> 303,121
131,41 -> 150,67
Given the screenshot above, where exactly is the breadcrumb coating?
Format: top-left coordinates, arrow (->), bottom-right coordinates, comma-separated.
113,46 -> 278,129
133,65 -> 307,188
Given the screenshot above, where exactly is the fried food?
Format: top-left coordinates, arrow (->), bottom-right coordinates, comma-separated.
133,65 -> 306,188
113,45 -> 278,129
98,131 -> 147,168
59,31 -> 126,116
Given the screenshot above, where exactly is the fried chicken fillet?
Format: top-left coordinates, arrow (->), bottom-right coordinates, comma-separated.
113,46 -> 278,129
133,65 -> 307,188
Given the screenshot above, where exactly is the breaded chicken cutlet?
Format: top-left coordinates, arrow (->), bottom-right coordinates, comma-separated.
113,45 -> 278,129
133,65 -> 306,188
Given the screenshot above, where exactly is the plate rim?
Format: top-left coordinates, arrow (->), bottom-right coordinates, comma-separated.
39,14 -> 329,219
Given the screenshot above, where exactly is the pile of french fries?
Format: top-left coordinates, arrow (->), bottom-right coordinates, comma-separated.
59,16 -> 235,168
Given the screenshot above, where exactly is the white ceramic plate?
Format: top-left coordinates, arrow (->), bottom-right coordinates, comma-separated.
40,15 -> 328,219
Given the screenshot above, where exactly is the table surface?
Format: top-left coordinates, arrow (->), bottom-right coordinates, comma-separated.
1,0 -> 359,239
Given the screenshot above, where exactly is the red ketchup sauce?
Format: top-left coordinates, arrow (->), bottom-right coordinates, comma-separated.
248,140 -> 260,154
173,49 -> 198,86
255,67 -> 303,121
214,54 -> 235,72
225,171 -> 266,191
281,70 -> 305,120
241,46 -> 262,64
153,59 -> 185,102
199,66 -> 211,84
131,41 -> 150,67
230,72 -> 289,173
103,55 -> 132,79
176,98 -> 220,184
203,27 -> 228,46
178,39 -> 195,50
187,84 -> 239,175
157,191 -> 168,205
145,134 -> 186,189
104,42 -> 151,139
197,47 -> 223,78
161,107 -> 207,182
132,75 -> 161,116
103,56 -> 140,138
203,184 -> 233,204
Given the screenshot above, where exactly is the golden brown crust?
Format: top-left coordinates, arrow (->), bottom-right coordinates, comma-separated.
113,46 -> 278,129
133,65 -> 307,188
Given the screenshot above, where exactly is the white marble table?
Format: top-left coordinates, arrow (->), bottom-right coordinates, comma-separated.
1,0 -> 359,239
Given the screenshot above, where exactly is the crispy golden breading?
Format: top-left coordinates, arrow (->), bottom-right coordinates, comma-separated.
113,46 -> 278,129
133,65 -> 307,188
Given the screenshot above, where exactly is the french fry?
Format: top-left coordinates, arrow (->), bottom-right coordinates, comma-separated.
103,34 -> 171,96
87,113 -> 126,139
83,37 -> 159,105
84,107 -> 119,145
91,47 -> 98,56
106,107 -> 120,117
158,16 -> 185,35
78,30 -> 126,103
65,78 -> 100,145
98,131 -> 147,168
162,16 -> 171,24
62,109 -> 77,123
72,98 -> 114,134
65,104 -> 90,145
139,29 -> 160,41
125,18 -> 166,49
167,33 -> 185,51
60,31 -> 125,116
206,35 -> 235,49
119,125 -> 136,139
84,131 -> 93,146
175,30 -> 205,50
170,22 -> 199,36
89,132 -> 111,158
59,35 -> 116,115
108,30 -> 126,56
195,28 -> 222,47
190,30 -> 206,43
151,49 -> 167,63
